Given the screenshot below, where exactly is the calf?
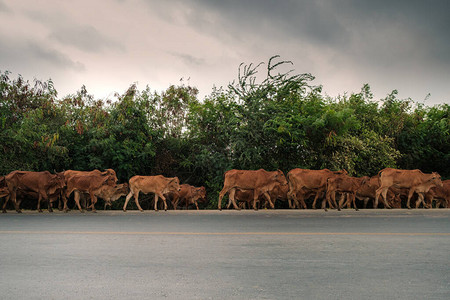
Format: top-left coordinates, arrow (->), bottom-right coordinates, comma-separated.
93,183 -> 129,210
356,176 -> 399,208
123,175 -> 180,212
425,180 -> 450,208
326,175 -> 369,211
171,184 -> 207,210
65,173 -> 116,212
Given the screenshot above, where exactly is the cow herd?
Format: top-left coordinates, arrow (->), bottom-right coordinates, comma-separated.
0,168 -> 449,213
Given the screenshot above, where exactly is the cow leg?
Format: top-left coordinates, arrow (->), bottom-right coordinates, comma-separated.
352,194 -> 358,211
37,193 -> 43,213
158,193 -> 168,211
363,197 -> 369,209
58,198 -> 63,211
376,187 -> 391,209
41,192 -> 53,213
62,194 -> 69,213
287,192 -> 295,208
415,193 -> 426,209
374,188 -> 382,208
226,198 -> 232,209
2,194 -> 10,213
228,189 -> 241,210
338,194 -> 347,208
134,193 -> 144,212
375,187 -> 391,209
47,197 -> 53,213
89,192 -> 97,213
9,189 -> 21,213
123,191 -> 134,212
218,187 -> 229,211
194,200 -> 199,210
312,192 -> 321,210
154,193 -> 168,211
172,194 -> 180,210
298,196 -> 307,209
73,191 -> 84,213
253,193 -> 259,211
153,194 -> 159,211
331,192 -> 340,211
264,192 -> 275,209
322,191 -> 329,211
406,189 -> 415,209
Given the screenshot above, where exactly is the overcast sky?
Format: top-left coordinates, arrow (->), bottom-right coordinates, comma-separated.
1,0 -> 449,105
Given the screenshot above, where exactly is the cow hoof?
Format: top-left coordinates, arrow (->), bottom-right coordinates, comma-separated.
38,210 -> 43,213
2,210 -> 6,213
92,210 -> 97,213
17,210 -> 22,213
139,209 -> 144,212
123,209 -> 127,212
355,208 -> 359,211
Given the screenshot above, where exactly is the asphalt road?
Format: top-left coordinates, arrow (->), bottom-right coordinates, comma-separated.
0,209 -> 449,299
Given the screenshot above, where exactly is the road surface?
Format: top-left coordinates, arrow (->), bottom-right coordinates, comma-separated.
0,209 -> 449,299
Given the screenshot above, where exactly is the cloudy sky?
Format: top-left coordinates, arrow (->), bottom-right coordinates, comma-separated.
1,0 -> 449,105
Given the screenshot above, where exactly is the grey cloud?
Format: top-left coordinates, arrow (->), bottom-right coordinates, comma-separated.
323,1 -> 450,63
0,36 -> 85,72
150,0 -> 350,48
151,0 -> 450,66
49,25 -> 126,53
25,9 -> 125,54
0,0 -> 11,13
170,52 -> 205,66
27,42 -> 85,71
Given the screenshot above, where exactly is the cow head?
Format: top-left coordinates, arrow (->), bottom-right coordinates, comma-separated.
360,176 -> 370,186
47,172 -> 66,195
275,170 -> 288,186
168,177 -> 181,192
430,172 -> 443,187
116,183 -> 129,194
104,169 -> 118,183
195,186 -> 207,203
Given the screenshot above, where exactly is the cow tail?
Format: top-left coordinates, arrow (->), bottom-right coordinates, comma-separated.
377,169 -> 386,186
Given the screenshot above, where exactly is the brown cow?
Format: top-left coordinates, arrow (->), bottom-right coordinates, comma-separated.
92,183 -> 129,210
64,173 -> 116,212
426,180 -> 450,208
326,175 -> 369,211
287,169 -> 347,210
218,169 -> 288,211
228,182 -> 289,209
4,171 -> 65,213
123,175 -> 181,212
171,184 -> 207,210
288,188 -> 319,209
375,168 -> 443,209
60,169 -> 118,211
355,176 -> 399,209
